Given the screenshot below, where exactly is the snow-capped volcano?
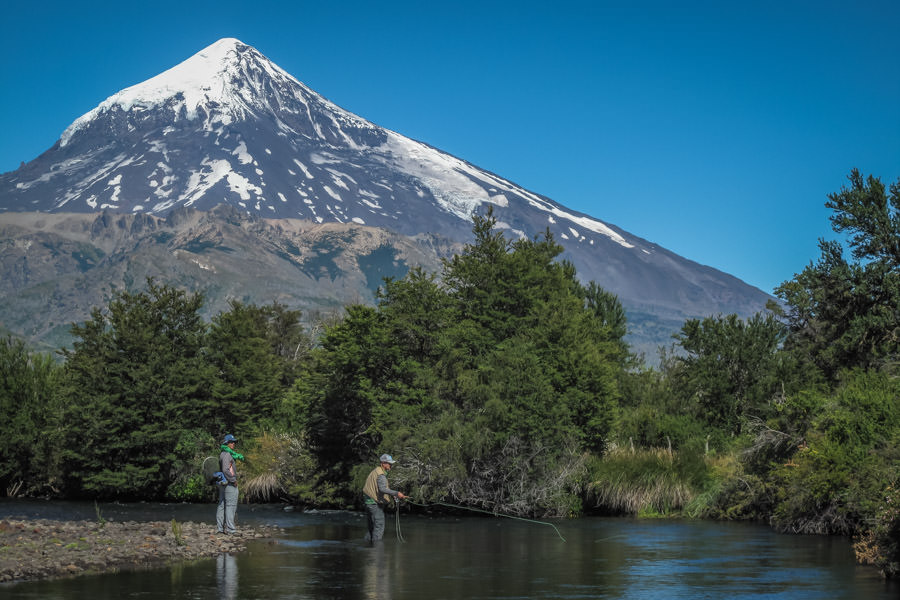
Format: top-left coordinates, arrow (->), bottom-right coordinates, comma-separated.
0,38 -> 772,355
4,38 -> 633,248
60,38 -> 374,148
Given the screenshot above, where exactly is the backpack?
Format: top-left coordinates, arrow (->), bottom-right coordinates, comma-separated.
201,456 -> 228,486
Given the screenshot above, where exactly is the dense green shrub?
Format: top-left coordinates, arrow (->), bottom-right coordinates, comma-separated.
164,429 -> 218,502
770,371 -> 900,535
854,483 -> 900,577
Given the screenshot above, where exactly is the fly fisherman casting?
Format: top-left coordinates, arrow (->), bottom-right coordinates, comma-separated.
362,454 -> 408,543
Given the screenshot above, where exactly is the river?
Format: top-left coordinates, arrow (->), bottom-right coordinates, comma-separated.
1,500 -> 897,599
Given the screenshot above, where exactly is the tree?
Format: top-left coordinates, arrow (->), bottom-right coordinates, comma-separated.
776,170 -> 900,379
440,210 -> 625,451
370,268 -> 449,445
672,312 -> 786,436
207,301 -> 286,434
262,301 -> 309,384
827,170 -> 900,268
60,279 -> 214,499
0,337 -> 61,496
283,210 -> 629,511
771,370 -> 900,536
584,282 -> 627,344
288,304 -> 393,491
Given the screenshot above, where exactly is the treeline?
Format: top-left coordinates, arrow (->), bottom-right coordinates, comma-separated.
1,170 -> 898,576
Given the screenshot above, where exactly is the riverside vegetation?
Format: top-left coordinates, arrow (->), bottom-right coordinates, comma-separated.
1,169 -> 899,578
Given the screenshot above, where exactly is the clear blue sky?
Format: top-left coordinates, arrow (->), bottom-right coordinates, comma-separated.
2,1 -> 898,295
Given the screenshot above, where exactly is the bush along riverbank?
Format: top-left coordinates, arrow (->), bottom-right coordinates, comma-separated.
0,518 -> 282,583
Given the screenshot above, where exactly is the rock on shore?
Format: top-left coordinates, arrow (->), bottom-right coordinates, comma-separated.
0,518 -> 281,583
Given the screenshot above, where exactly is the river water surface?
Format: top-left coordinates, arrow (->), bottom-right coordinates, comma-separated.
1,500 -> 897,599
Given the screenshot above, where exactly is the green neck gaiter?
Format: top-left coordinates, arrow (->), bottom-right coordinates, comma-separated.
221,444 -> 245,461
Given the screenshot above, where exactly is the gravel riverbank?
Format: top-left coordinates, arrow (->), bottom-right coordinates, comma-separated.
0,518 -> 282,583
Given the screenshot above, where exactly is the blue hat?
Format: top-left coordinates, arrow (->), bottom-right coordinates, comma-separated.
223,434 -> 237,444
379,454 -> 396,464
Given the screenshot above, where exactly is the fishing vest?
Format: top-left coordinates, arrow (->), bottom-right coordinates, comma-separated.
362,466 -> 392,506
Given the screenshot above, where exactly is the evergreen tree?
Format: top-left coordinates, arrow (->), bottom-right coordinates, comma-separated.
371,268 -> 449,441
672,313 -> 785,436
262,301 -> 309,384
0,337 -> 61,495
584,282 -> 628,344
208,301 -> 286,434
290,304 -> 394,488
440,210 -> 625,451
776,170 -> 900,379
60,279 -> 213,499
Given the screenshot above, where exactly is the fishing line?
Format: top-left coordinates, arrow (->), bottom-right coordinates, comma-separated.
403,500 -> 566,542
395,504 -> 406,542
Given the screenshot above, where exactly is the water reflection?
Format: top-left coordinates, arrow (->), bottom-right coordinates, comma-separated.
216,553 -> 238,600
363,542 -> 390,599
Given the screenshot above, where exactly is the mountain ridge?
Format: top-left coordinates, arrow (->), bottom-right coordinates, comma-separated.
0,207 -> 459,349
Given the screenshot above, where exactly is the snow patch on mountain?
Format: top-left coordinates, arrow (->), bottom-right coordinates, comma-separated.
380,132 -> 504,220
292,159 -> 314,179
232,141 -> 253,164
377,131 -> 635,249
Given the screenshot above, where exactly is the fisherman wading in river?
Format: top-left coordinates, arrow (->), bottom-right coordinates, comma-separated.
362,454 -> 407,542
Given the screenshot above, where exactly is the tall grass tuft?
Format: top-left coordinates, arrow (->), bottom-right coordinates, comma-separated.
171,518 -> 184,546
94,500 -> 107,528
241,431 -> 314,503
585,445 -> 706,515
243,471 -> 281,502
